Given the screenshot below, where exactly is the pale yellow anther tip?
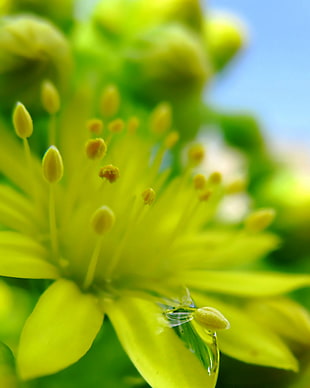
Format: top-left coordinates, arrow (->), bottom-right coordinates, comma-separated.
164,131 -> 179,149
194,306 -> 230,331
142,188 -> 156,205
41,80 -> 60,115
13,102 -> 33,139
193,174 -> 207,190
42,146 -> 64,184
226,179 -> 246,194
127,116 -> 140,134
150,102 -> 172,135
100,85 -> 120,118
87,119 -> 104,134
108,118 -> 125,133
245,208 -> 276,233
85,138 -> 107,160
91,205 -> 115,235
99,165 -> 120,183
188,144 -> 205,166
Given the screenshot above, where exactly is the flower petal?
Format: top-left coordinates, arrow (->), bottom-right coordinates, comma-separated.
106,296 -> 218,388
193,294 -> 298,371
0,232 -> 57,279
17,279 -> 103,380
181,270 -> 310,297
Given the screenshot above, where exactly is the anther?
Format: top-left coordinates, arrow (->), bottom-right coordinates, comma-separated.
209,171 -> 222,185
99,165 -> 120,183
194,306 -> 230,331
108,118 -> 125,133
164,131 -> 179,149
42,146 -> 64,184
199,189 -> 212,202
85,138 -> 107,160
193,174 -> 207,190
226,178 -> 246,194
142,188 -> 156,205
41,80 -> 60,115
188,144 -> 205,166
91,205 -> 115,235
127,116 -> 140,133
245,208 -> 276,233
13,102 -> 33,139
149,102 -> 172,135
100,85 -> 120,117
87,118 -> 104,134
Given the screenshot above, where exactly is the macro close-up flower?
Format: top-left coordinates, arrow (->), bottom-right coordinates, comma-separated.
0,2 -> 310,388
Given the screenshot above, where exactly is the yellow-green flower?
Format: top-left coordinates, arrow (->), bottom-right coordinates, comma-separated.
0,85 -> 310,387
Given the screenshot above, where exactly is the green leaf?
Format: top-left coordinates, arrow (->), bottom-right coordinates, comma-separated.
17,279 -> 103,380
183,270 -> 310,297
193,294 -> 299,371
106,296 -> 218,388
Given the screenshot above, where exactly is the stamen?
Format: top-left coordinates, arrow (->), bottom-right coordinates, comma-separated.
188,144 -> 205,166
100,85 -> 120,118
149,102 -> 172,135
85,138 -> 107,160
42,146 -> 63,258
13,102 -> 33,139
226,178 -> 246,194
209,171 -> 222,185
193,174 -> 207,190
108,118 -> 125,133
142,188 -> 156,205
87,118 -> 104,134
83,206 -> 115,289
164,131 -> 179,149
41,80 -> 60,145
245,208 -> 276,233
99,165 -> 120,183
127,116 -> 140,134
194,307 -> 230,330
199,189 -> 212,202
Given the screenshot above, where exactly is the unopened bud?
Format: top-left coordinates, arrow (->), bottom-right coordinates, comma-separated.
91,205 -> 115,235
194,306 -> 230,330
245,208 -> 276,233
100,85 -> 120,117
13,102 -> 33,138
41,80 -> 60,115
150,102 -> 172,135
42,145 -> 63,183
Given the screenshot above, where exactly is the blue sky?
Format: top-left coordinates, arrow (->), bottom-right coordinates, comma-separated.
206,0 -> 310,144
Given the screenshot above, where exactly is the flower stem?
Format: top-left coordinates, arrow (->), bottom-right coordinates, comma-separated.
83,237 -> 103,290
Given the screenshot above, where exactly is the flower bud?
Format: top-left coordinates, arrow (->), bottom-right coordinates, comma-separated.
204,13 -> 247,71
123,25 -> 210,101
0,16 -> 72,110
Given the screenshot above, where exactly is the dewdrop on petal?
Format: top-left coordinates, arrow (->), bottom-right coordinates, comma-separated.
85,138 -> 107,160
13,102 -> 33,139
42,146 -> 63,183
91,206 -> 115,235
245,208 -> 276,233
142,188 -> 156,205
41,80 -> 60,115
194,307 -> 230,331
